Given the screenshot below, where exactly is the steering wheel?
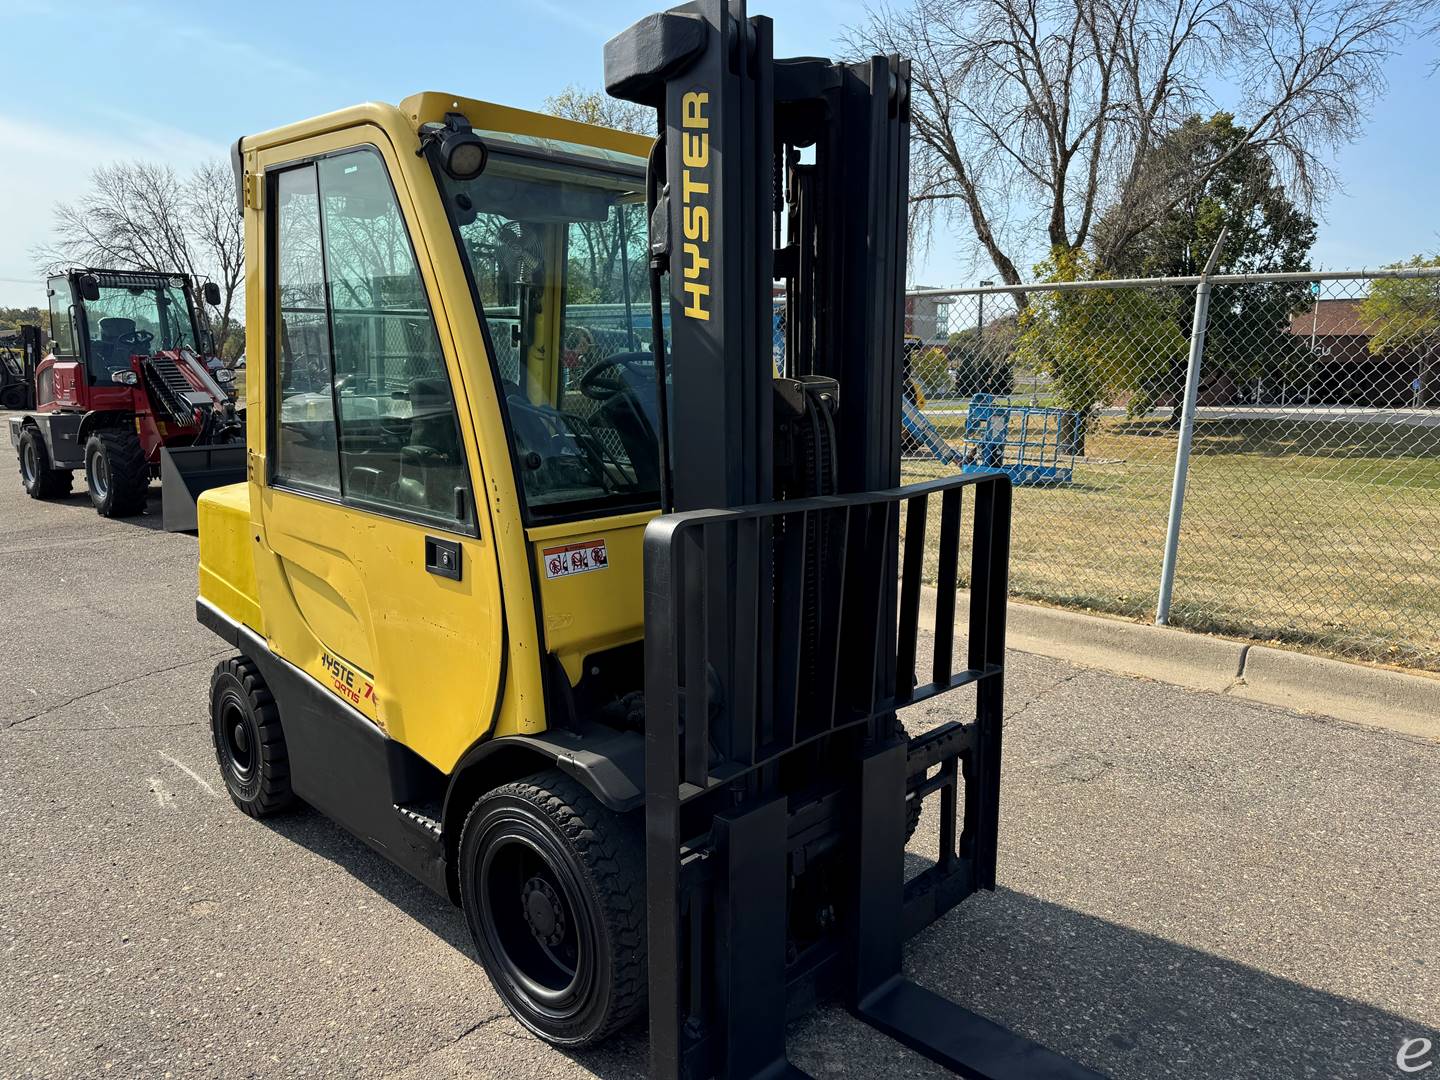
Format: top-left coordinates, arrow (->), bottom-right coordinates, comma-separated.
117,329 -> 154,354
578,351 -> 652,402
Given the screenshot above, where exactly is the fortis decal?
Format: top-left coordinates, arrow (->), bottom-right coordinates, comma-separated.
680,90 -> 711,321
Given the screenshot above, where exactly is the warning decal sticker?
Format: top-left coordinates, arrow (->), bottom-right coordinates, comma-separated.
543,539 -> 609,579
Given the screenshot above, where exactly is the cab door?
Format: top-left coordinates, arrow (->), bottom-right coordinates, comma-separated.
251,133 -> 504,776
39,275 -> 81,409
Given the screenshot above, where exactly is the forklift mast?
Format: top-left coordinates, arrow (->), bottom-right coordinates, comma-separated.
608,4 -> 1102,1079
606,0 -> 909,508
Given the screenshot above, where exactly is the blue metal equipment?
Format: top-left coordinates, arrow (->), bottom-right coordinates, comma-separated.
962,394 -> 1076,486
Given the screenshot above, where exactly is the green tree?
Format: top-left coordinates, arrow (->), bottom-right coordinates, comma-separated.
0,306 -> 47,335
1099,114 -> 1317,407
944,320 -> 1016,398
1015,250 -> 1185,450
1360,255 -> 1440,406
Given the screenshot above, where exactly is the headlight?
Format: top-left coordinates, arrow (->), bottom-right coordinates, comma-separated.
215,368 -> 235,384
443,136 -> 488,180
111,370 -> 138,386
421,112 -> 489,181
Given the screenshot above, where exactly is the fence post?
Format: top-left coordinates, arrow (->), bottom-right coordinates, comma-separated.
1156,231 -> 1226,626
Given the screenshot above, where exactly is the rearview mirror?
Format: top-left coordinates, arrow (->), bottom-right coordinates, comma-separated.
202,281 -> 222,306
78,275 -> 100,302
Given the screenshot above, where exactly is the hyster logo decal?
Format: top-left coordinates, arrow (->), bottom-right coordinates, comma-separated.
320,649 -> 376,713
680,90 -> 711,321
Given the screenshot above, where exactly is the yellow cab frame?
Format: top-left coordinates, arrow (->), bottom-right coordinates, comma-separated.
197,93 -> 657,900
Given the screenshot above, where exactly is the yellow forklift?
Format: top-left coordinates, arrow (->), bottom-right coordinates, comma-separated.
194,2 -> 1102,1077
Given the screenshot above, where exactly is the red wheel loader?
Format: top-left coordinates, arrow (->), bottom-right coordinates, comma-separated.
8,268 -> 245,530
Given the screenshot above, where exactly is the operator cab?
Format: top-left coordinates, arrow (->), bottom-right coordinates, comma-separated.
48,270 -> 205,385
437,136 -> 666,520
270,139 -> 666,525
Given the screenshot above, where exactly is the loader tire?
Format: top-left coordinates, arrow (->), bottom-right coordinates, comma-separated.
210,657 -> 293,818
17,427 -> 72,499
84,429 -> 148,517
459,768 -> 646,1048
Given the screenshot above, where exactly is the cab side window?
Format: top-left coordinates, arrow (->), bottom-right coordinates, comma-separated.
273,166 -> 341,494
47,277 -> 77,357
269,148 -> 473,528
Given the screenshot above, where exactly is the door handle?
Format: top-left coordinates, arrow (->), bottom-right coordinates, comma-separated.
425,536 -> 462,580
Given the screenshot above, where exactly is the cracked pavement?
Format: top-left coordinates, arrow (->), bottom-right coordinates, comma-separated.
1,457 -> 1438,1079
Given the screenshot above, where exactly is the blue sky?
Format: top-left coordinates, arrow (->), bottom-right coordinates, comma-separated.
0,0 -> 1435,308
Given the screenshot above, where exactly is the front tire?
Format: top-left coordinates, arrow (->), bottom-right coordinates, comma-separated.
210,657 -> 293,818
84,428 -> 149,517
458,769 -> 646,1048
17,427 -> 72,499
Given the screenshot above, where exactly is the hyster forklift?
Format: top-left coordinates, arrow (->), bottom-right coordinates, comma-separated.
194,3 -> 1102,1077
8,268 -> 244,529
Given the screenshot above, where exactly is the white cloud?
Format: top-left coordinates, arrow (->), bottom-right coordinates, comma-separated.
0,113 -> 228,308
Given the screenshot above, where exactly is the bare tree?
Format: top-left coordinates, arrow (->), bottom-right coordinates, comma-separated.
852,0 -> 1434,288
35,161 -> 244,357
186,161 -> 244,357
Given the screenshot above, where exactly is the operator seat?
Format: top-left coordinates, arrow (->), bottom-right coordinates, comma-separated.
96,318 -> 137,380
394,376 -> 462,513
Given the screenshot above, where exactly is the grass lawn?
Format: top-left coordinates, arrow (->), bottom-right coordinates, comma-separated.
903,414 -> 1440,671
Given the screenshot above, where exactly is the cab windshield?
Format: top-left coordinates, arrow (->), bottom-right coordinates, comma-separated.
83,275 -> 198,383
437,149 -> 667,521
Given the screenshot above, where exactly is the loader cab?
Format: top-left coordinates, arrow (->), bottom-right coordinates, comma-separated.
39,270 -> 205,412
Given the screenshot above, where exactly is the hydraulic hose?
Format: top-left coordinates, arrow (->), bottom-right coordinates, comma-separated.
645,129 -> 674,514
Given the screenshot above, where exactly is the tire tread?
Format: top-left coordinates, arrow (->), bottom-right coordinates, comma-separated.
87,428 -> 148,516
210,656 -> 294,818
17,428 -> 72,499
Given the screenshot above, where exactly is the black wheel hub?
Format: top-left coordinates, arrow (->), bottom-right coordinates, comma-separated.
476,831 -> 592,1012
522,876 -> 567,947
222,702 -> 255,780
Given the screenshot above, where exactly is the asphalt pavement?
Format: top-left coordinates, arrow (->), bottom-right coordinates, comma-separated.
1,449 -> 1436,1080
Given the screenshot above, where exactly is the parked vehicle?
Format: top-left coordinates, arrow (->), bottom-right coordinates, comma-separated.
8,268 -> 244,529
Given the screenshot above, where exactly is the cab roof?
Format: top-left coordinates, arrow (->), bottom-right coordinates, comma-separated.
237,91 -> 652,167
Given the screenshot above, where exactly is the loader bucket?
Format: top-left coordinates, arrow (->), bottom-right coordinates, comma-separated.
160,444 -> 246,532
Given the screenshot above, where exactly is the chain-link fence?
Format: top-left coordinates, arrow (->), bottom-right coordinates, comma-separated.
900,269 -> 1440,671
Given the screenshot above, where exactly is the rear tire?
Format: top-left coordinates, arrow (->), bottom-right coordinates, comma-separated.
458,769 -> 646,1048
210,657 -> 293,818
17,426 -> 72,499
84,428 -> 148,517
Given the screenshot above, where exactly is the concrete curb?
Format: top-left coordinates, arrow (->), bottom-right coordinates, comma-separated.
921,587 -> 1440,741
